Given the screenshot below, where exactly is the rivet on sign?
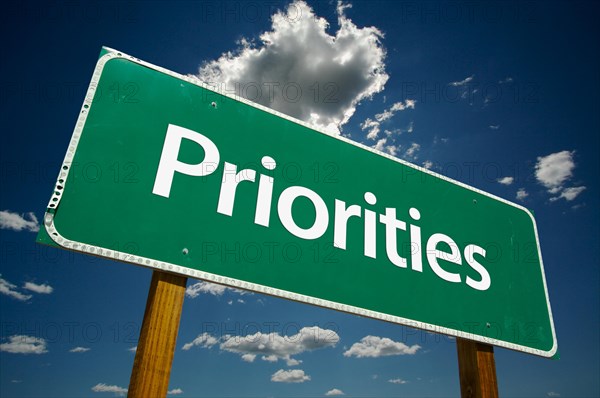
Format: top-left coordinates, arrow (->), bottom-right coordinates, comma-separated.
473,199 -> 477,204
486,322 -> 491,328
182,248 -> 189,255
211,102 -> 217,108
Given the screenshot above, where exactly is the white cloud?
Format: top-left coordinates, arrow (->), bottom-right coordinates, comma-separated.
547,392 -> 560,397
498,77 -> 513,84
361,118 -> 381,140
185,281 -> 250,298
0,335 -> 48,354
450,74 -> 474,86
184,326 -> 339,365
422,160 -> 433,170
69,346 -> 90,353
343,336 -> 420,358
23,282 -> 53,294
363,100 -> 415,140
168,388 -> 184,395
220,326 -> 339,364
550,186 -> 586,202
388,378 -> 408,384
375,99 -> 416,122
271,369 -> 310,383
91,383 -> 127,396
516,188 -> 529,201
0,275 -> 32,301
197,0 -> 388,133
0,210 -> 39,232
489,125 -> 500,130
372,137 -> 387,152
181,332 -> 219,351
325,388 -> 345,396
128,346 -> 137,353
404,142 -> 420,160
535,150 -> 575,193
497,176 -> 514,185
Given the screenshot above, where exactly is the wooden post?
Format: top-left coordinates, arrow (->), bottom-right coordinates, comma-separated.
128,271 -> 187,398
456,338 -> 499,398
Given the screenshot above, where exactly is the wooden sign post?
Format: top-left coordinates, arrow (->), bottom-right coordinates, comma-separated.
128,271 -> 187,398
456,338 -> 499,398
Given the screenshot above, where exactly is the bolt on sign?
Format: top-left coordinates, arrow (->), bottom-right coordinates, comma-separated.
38,48 -> 557,357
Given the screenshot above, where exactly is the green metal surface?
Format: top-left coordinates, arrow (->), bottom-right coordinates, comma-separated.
38,49 -> 556,356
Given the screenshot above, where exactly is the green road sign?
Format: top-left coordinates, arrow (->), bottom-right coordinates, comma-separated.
38,48 -> 557,357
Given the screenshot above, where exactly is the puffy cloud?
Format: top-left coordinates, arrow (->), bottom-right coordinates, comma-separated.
23,282 -> 53,294
91,383 -> 127,396
489,125 -> 500,130
181,332 -> 219,351
388,378 -> 408,384
0,275 -> 32,301
220,326 -> 338,364
535,150 -> 575,192
182,326 -> 339,366
0,335 -> 48,354
325,388 -> 345,396
422,160 -> 433,170
516,188 -> 529,201
0,210 -> 39,232
168,388 -> 184,395
343,336 -> 420,358
497,176 -> 514,185
128,346 -> 137,353
69,347 -> 90,353
197,0 -> 388,133
271,369 -> 310,383
372,137 -> 388,152
361,118 -> 381,140
547,392 -> 560,397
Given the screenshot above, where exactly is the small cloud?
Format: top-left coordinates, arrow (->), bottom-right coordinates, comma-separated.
489,125 -> 500,130
372,374 -> 379,380
0,335 -> 48,354
422,160 -> 433,170
23,282 -> 53,294
535,150 -> 576,194
128,346 -> 137,353
185,281 -> 250,299
389,378 -> 408,384
0,275 -> 32,301
325,388 -> 345,396
91,383 -> 127,396
404,142 -> 420,160
11,380 -> 22,383
449,74 -> 474,86
0,210 -> 39,232
168,388 -> 183,395
497,176 -> 514,185
516,188 -> 529,201
241,353 -> 256,362
498,77 -> 513,84
343,336 -> 420,358
271,369 -> 310,383
547,392 -> 560,397
181,332 -> 219,351
372,137 -> 388,152
69,346 -> 90,353
361,118 -> 381,140
550,186 -> 586,202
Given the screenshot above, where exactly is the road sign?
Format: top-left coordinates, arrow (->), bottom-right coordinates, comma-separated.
38,47 -> 557,357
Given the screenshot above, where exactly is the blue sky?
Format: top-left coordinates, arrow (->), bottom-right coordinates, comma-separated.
1,1 -> 598,397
